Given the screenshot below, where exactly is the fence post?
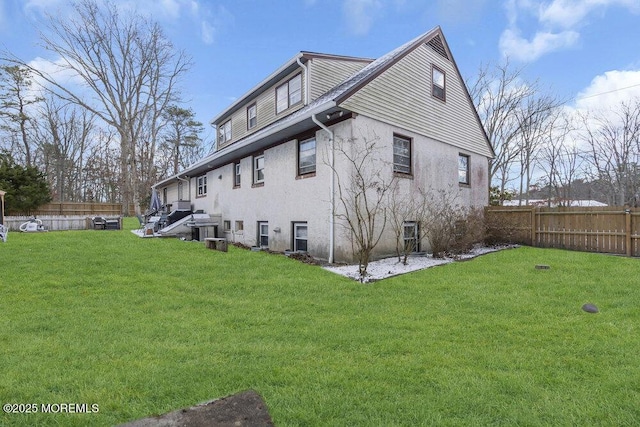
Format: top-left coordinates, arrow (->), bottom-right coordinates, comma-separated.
626,209 -> 632,257
530,207 -> 536,246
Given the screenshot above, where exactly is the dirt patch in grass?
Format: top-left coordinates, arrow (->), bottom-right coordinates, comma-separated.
119,390 -> 273,427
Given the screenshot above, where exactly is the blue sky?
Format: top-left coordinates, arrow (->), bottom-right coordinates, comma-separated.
2,0 -> 640,139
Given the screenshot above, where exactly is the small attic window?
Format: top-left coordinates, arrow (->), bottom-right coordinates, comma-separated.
432,65 -> 446,101
427,35 -> 449,60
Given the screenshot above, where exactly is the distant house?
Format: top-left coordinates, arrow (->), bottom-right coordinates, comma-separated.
153,26 -> 494,263
503,199 -> 608,207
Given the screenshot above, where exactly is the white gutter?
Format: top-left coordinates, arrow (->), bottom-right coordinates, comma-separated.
312,114 -> 335,264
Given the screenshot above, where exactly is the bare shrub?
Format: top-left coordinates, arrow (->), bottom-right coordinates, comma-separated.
422,189 -> 485,258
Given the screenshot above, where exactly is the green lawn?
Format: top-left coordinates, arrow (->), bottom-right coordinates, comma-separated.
1,218 -> 639,426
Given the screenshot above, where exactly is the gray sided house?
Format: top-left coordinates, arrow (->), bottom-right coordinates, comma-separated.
153,27 -> 494,263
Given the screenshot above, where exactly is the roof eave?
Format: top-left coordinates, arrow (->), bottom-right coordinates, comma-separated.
210,52 -> 306,125
157,100 -> 338,188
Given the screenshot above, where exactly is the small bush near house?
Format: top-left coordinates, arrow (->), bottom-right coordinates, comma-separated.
484,208 -> 532,245
422,190 -> 486,258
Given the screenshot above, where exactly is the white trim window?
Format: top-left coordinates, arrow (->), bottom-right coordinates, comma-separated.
393,135 -> 411,174
234,161 -> 241,187
247,103 -> 257,130
254,154 -> 265,184
403,221 -> 419,253
276,74 -> 302,114
293,222 -> 308,252
258,221 -> 269,248
432,65 -> 445,101
197,175 -> 207,196
298,137 -> 316,175
218,120 -> 232,144
458,153 -> 470,185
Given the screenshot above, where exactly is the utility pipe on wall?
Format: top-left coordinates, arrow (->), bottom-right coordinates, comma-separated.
296,57 -> 309,105
176,175 -> 191,202
312,114 -> 335,264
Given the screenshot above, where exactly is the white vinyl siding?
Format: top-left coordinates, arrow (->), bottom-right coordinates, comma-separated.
309,58 -> 371,101
215,70 -> 305,149
340,43 -> 493,158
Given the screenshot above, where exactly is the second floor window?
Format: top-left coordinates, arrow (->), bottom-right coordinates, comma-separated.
218,120 -> 231,144
393,135 -> 411,174
298,137 -> 316,175
197,175 -> 207,196
276,74 -> 302,114
247,104 -> 257,130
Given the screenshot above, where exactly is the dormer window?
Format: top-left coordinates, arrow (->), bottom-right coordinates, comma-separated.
247,103 -> 257,130
276,74 -> 302,114
218,120 -> 232,144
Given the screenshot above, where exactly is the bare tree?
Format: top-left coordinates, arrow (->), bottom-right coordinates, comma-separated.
331,134 -> 396,280
83,128 -> 120,203
468,59 -> 536,196
537,111 -> 584,206
3,0 -> 191,214
34,97 -> 96,201
580,100 -> 640,206
0,64 -> 43,166
514,93 -> 564,204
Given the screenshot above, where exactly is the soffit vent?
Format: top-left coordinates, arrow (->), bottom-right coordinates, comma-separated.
427,35 -> 449,60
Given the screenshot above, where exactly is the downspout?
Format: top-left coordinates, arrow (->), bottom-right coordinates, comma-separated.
299,56 -> 336,262
312,114 -> 335,264
176,175 -> 191,203
296,57 -> 309,105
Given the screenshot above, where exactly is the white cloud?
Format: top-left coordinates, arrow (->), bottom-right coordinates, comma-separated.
575,69 -> 640,111
201,21 -> 215,45
342,0 -> 383,36
499,27 -> 579,62
540,0 -> 640,28
500,0 -> 640,62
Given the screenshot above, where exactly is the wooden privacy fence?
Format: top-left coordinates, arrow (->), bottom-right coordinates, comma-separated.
11,202 -> 134,216
485,206 -> 640,257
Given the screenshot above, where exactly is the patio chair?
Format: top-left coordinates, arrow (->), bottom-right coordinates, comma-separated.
136,214 -> 145,229
0,224 -> 7,243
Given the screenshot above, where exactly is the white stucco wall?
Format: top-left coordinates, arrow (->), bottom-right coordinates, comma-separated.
159,114 -> 489,263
